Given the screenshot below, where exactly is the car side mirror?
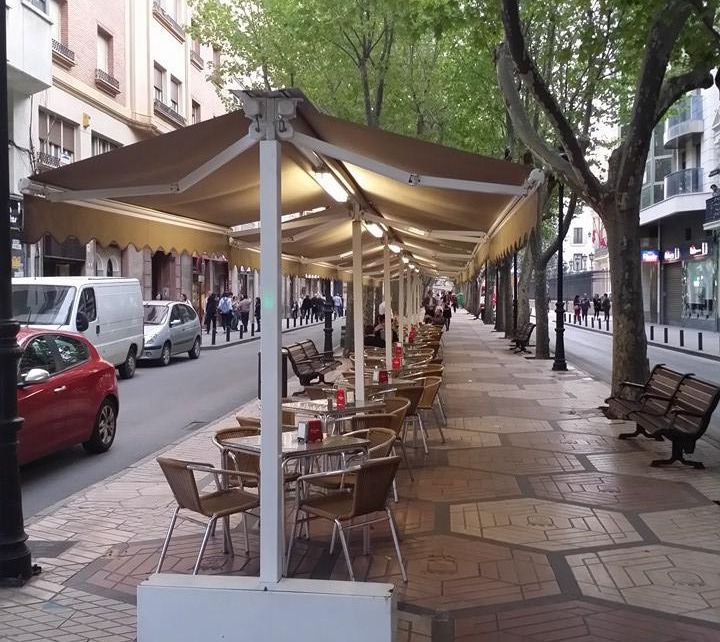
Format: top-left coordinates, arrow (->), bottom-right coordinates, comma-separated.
170,319 -> 181,327
22,368 -> 50,385
76,311 -> 89,332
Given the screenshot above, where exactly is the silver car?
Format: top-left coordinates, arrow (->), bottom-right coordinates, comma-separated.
140,301 -> 202,366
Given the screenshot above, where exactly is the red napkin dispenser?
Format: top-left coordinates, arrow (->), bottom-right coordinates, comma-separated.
307,419 -> 323,442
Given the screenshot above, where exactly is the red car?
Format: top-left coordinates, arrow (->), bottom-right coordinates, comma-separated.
16,328 -> 119,465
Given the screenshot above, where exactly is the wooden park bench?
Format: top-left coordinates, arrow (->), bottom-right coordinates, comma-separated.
283,343 -> 336,386
607,365 -> 689,438
509,322 -> 535,353
627,376 -> 720,469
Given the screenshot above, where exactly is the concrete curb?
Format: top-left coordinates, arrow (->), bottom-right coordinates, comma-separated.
201,318 -> 343,350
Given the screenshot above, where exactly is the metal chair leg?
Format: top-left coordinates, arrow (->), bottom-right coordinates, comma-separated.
193,518 -> 216,575
284,509 -> 301,575
397,440 -> 414,481
242,512 -> 250,554
336,520 -> 355,581
392,478 -> 399,503
437,395 -> 448,426
330,521 -> 338,554
417,414 -> 429,455
222,515 -> 234,556
386,508 -> 407,582
156,506 -> 179,573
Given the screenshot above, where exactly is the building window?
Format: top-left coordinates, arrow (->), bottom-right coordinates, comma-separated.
30,0 -> 48,12
170,77 -> 181,113
38,109 -> 75,163
96,28 -> 112,74
91,134 -> 119,156
49,0 -> 63,41
191,100 -> 201,125
153,64 -> 165,102
573,227 -> 583,244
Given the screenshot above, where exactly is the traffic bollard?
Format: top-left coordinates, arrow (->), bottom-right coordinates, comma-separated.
698,332 -> 703,351
293,317 -> 297,328
286,318 -> 290,330
664,327 -> 668,343
240,326 -> 244,339
680,329 -> 684,347
650,325 -> 654,341
211,324 -> 216,346
584,316 -> 587,327
251,322 -> 255,336
226,325 -> 231,342
591,318 -> 594,328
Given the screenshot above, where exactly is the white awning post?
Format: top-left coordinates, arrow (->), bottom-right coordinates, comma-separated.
398,267 -> 405,347
352,214 -> 365,401
383,237 -> 392,369
405,269 -> 411,337
239,94 -> 299,585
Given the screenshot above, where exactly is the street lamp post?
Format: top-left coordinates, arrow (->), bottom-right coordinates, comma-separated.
0,4 -> 33,585
552,181 -> 568,371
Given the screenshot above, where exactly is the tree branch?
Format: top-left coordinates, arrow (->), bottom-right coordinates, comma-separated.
495,43 -> 586,198
654,65 -> 714,123
500,0 -> 602,204
541,191 -> 578,268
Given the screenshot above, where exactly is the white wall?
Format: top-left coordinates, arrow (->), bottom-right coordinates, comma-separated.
563,206 -> 596,272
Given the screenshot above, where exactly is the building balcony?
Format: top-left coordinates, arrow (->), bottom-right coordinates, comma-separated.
51,39 -> 75,68
190,50 -> 204,70
664,167 -> 703,198
152,0 -> 185,41
95,68 -> 121,96
664,95 -> 704,148
35,151 -> 61,173
154,99 -> 187,127
8,0 -> 52,95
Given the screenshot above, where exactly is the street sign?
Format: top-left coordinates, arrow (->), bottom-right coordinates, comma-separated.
705,194 -> 720,226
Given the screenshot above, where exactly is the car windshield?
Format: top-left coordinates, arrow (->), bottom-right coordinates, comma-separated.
144,304 -> 168,325
12,284 -> 76,326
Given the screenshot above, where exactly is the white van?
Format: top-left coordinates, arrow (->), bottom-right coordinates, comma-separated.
12,277 -> 144,379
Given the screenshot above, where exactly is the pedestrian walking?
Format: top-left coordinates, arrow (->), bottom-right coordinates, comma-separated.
593,294 -> 601,318
333,292 -> 342,318
300,294 -> 311,321
601,293 -> 611,321
580,293 -> 590,321
290,298 -> 298,320
204,292 -> 218,335
443,300 -> 452,330
238,293 -> 251,332
573,295 -> 581,324
254,296 -> 261,329
451,292 -> 457,313
218,292 -> 233,330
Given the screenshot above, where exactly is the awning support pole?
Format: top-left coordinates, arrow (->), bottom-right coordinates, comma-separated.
352,215 -> 365,401
399,266 -> 405,348
383,238 -> 392,369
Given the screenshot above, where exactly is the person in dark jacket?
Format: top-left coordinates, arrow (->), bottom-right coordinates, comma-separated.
204,292 -> 218,334
443,300 -> 452,330
254,297 -> 261,328
601,293 -> 611,321
300,295 -> 311,321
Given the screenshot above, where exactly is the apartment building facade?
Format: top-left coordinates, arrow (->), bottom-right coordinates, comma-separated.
8,0 -> 236,310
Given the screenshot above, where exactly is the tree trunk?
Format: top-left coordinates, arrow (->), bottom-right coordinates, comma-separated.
483,264 -> 495,324
534,266 -> 550,358
517,249 -> 532,329
604,201 -> 649,393
494,262 -> 504,332
504,259 -> 514,338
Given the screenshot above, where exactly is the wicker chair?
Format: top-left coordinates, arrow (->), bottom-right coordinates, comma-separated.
418,376 -> 447,440
396,385 -> 429,454
366,401 -> 414,481
286,456 -> 407,582
403,368 -> 446,421
156,457 -> 259,574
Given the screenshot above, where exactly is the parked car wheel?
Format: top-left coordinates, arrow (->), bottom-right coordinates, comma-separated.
83,398 -> 117,454
118,346 -> 137,379
160,341 -> 172,366
188,336 -> 201,359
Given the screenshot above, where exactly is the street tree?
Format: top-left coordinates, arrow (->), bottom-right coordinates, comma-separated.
496,0 -> 720,390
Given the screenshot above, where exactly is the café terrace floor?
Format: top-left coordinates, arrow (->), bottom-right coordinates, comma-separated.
3,313 -> 720,641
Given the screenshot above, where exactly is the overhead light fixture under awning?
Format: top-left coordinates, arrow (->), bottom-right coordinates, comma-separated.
312,170 -> 348,202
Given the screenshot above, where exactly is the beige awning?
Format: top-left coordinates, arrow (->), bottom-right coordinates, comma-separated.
24,89 -> 538,278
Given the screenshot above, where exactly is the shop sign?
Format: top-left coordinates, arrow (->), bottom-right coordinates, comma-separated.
641,249 -> 660,263
9,195 -> 22,233
663,247 -> 681,262
688,242 -> 709,258
706,193 -> 720,226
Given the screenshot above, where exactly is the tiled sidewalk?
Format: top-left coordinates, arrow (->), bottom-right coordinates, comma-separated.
3,314 -> 720,641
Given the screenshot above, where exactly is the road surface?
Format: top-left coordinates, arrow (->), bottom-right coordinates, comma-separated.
20,319 -> 343,517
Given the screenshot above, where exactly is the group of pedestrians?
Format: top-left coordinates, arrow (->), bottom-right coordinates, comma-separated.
423,290 -> 456,331
203,292 -> 260,334
572,292 -> 610,323
295,292 -> 344,322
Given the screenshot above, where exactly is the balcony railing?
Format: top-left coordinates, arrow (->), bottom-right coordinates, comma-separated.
664,95 -> 704,148
664,167 -> 703,198
190,49 -> 204,70
154,99 -> 186,127
35,152 -> 61,172
51,39 -> 75,67
95,68 -> 120,95
152,0 -> 185,41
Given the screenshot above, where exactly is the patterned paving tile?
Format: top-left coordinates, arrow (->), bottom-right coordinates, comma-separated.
507,431 -> 638,454
454,599 -> 720,641
529,471 -> 709,512
446,416 -> 554,434
568,545 -> 720,623
487,389 -> 573,400
421,428 -> 502,450
448,446 -> 585,475
642,506 -> 720,552
558,416 -> 638,437
396,611 -> 432,642
398,466 -> 520,502
450,498 -> 641,551
360,534 -> 560,611
538,397 -> 605,409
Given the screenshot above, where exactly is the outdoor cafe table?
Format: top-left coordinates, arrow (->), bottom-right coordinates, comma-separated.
281,399 -> 385,422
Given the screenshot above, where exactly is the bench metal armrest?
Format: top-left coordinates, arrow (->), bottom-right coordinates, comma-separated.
668,407 -> 704,419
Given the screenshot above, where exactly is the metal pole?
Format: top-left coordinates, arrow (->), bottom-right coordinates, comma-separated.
352,217 -> 365,401
512,251 -> 518,333
383,240 -> 392,369
552,182 -> 568,371
258,118 -> 282,583
399,266 -> 405,345
322,278 -> 333,354
0,2 -> 32,584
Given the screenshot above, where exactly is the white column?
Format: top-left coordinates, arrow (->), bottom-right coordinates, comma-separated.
383,240 -> 392,369
405,269 -> 411,336
258,138 -> 283,584
231,265 -> 239,296
352,218 -> 365,401
398,268 -> 405,346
